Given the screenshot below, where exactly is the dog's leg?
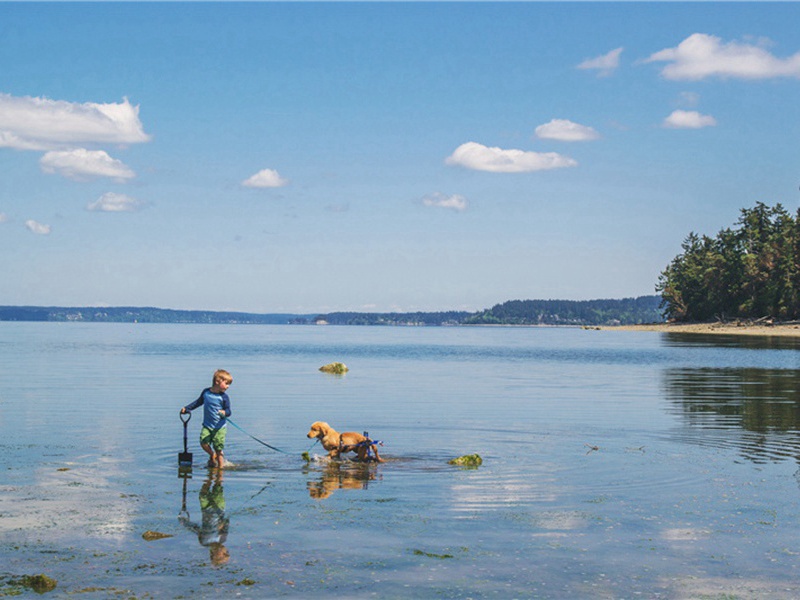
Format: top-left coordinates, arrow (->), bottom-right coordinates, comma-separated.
370,444 -> 384,462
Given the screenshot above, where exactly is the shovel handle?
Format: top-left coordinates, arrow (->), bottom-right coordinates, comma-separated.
180,411 -> 191,425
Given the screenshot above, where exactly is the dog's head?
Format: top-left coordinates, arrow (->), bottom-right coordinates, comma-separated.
307,421 -> 330,439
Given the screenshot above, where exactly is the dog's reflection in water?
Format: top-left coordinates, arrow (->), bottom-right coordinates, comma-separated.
307,459 -> 381,499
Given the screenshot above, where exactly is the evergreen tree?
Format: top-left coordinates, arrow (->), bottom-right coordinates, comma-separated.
658,203 -> 799,322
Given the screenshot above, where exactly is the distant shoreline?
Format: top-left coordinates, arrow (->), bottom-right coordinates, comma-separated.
600,322 -> 800,338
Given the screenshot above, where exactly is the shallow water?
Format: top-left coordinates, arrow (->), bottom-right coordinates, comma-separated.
1,322 -> 799,598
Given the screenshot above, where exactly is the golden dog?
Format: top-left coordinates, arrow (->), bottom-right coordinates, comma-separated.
306,421 -> 384,462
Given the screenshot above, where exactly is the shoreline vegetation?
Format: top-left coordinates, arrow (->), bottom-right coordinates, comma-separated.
0,296 -> 664,327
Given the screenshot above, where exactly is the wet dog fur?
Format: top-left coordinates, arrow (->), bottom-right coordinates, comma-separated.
306,421 -> 384,462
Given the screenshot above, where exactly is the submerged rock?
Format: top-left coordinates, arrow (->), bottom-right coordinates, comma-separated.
319,362 -> 349,374
448,454 -> 482,467
142,530 -> 173,541
14,574 -> 57,594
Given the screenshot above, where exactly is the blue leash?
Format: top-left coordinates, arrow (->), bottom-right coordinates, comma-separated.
226,418 -> 292,455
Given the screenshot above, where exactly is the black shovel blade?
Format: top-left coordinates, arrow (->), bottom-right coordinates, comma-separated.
179,451 -> 193,466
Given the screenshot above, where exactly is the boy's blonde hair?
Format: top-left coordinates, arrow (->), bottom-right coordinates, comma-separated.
213,369 -> 233,385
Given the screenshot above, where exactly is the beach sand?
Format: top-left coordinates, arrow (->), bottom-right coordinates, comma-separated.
600,322 -> 800,338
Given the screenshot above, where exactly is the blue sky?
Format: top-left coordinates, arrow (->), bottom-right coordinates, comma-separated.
1,2 -> 799,313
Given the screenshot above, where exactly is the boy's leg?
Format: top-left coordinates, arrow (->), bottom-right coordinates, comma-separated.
216,428 -> 227,468
200,427 -> 218,467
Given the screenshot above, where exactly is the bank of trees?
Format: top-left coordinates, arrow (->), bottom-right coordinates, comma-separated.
464,296 -> 661,326
657,202 -> 800,322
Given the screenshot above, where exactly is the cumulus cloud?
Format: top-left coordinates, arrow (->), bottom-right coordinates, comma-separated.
535,119 -> 600,142
663,110 -> 717,129
40,149 -> 135,181
87,192 -> 144,212
0,94 -> 150,151
25,219 -> 51,235
422,192 -> 468,212
577,47 -> 623,77
242,168 -> 289,188
445,142 -> 577,173
646,33 -> 800,80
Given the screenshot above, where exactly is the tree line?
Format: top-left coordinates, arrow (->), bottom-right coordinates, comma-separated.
314,298 -> 661,326
657,202 -> 800,322
462,296 -> 661,326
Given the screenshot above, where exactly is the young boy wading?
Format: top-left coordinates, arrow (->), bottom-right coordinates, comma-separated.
181,369 -> 233,468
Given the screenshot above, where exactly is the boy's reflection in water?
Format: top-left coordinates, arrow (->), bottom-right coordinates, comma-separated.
179,469 -> 230,566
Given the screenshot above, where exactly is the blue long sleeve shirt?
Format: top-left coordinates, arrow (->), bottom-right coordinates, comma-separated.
184,388 -> 232,430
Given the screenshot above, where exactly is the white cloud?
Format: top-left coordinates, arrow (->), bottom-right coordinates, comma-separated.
646,33 -> 800,80
25,219 -> 51,235
422,192 -> 468,212
242,168 -> 289,188
0,94 -> 150,151
663,110 -> 717,129
535,119 -> 600,142
445,142 -> 577,173
40,149 -> 135,181
577,47 -> 623,77
87,192 -> 144,212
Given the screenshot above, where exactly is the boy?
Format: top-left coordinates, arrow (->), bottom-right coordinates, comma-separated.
181,369 -> 233,468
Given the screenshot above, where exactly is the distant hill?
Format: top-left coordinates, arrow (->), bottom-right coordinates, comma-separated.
311,296 -> 661,326
0,296 -> 663,326
462,296 -> 662,326
0,306 -> 312,325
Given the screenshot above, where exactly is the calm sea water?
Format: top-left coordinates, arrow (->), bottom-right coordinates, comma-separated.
1,322 -> 799,598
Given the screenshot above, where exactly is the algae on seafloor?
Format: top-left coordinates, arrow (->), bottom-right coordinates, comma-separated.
412,549 -> 454,559
12,574 -> 58,594
448,454 -> 482,467
319,362 -> 348,374
142,530 -> 173,541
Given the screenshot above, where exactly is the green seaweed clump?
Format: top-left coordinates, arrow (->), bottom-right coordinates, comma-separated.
142,530 -> 173,541
301,452 -> 311,463
319,362 -> 348,374
448,454 -> 482,467
15,574 -> 57,594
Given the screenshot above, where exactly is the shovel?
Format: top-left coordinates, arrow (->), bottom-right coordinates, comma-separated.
179,411 -> 193,467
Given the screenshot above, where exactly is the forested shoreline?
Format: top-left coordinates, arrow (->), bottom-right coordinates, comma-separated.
657,202 -> 800,323
0,296 -> 662,327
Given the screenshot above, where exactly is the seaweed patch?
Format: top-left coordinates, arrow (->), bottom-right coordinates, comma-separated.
448,454 -> 482,467
142,531 -> 173,541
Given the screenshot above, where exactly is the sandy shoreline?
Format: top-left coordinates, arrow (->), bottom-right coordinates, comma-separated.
600,322 -> 800,338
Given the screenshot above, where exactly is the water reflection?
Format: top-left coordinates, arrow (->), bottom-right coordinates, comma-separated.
663,332 -> 800,351
663,367 -> 800,463
304,460 -> 380,499
179,470 -> 230,566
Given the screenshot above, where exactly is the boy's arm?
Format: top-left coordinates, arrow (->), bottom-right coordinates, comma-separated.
181,391 -> 206,413
221,394 -> 232,417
